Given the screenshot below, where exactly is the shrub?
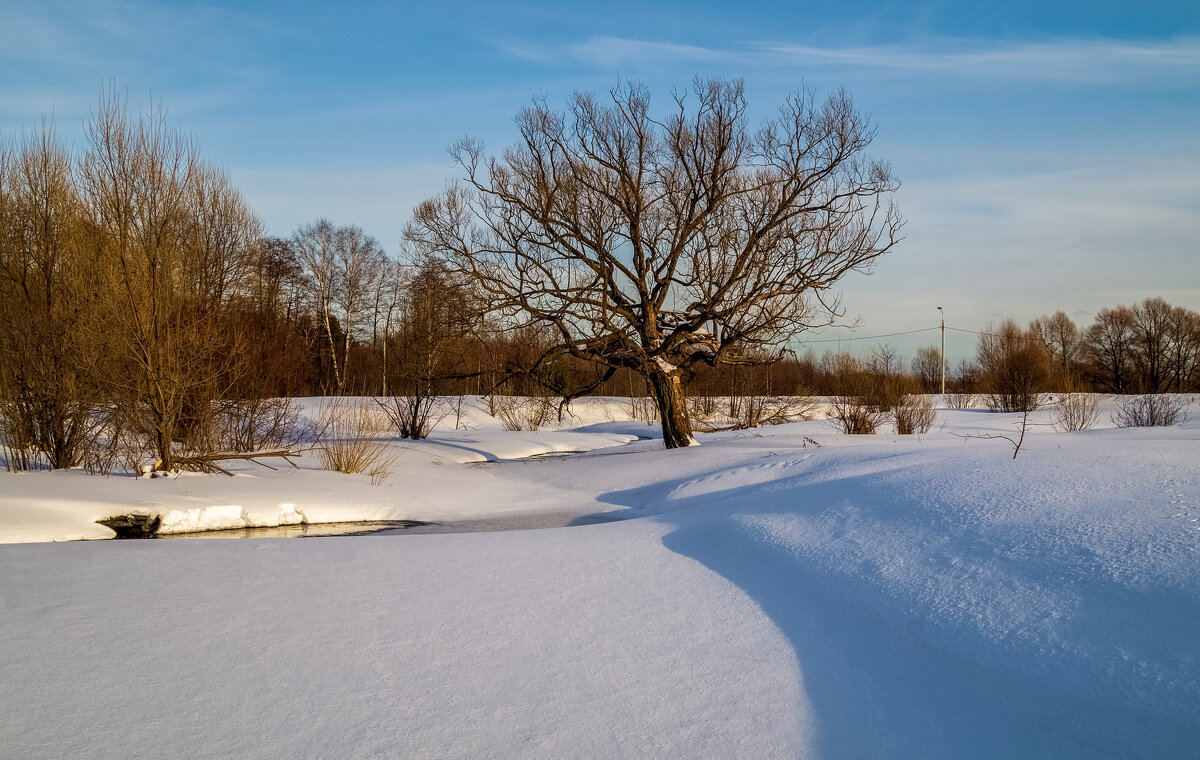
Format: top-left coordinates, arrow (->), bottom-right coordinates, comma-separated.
892,395 -> 936,434
692,394 -> 817,433
627,395 -> 659,424
827,396 -> 885,434
1112,395 -> 1190,428
1051,393 -> 1100,432
824,353 -> 889,434
489,394 -> 555,431
376,394 -> 447,440
311,402 -> 397,482
945,393 -> 978,410
211,397 -> 305,452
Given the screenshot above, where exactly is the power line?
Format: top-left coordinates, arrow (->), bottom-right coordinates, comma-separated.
792,325 -> 1004,346
946,326 -> 1002,338
795,326 -> 941,344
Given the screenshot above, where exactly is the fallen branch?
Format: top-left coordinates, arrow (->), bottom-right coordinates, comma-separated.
154,450 -> 303,476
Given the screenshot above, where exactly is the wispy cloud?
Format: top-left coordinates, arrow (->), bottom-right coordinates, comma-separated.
566,36 -> 736,67
514,35 -> 1200,83
2,0 -> 273,79
764,37 -> 1200,81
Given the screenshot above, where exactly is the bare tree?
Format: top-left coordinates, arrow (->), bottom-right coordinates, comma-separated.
1030,311 -> 1081,390
977,320 -> 1051,412
250,237 -> 307,323
381,260 -> 480,439
911,346 -> 943,394
1083,306 -> 1136,393
293,219 -> 387,393
1165,305 -> 1200,392
181,163 -> 261,310
1129,297 -> 1175,393
407,78 -> 901,448
863,343 -> 912,411
0,122 -> 107,469
79,91 -> 205,471
954,358 -> 979,394
79,91 -> 265,471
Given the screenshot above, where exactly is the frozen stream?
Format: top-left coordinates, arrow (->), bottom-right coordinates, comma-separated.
155,511 -> 625,539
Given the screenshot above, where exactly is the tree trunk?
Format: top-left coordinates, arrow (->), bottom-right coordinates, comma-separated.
647,366 -> 695,449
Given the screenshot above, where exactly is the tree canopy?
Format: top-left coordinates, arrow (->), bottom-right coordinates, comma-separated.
407,77 -> 902,447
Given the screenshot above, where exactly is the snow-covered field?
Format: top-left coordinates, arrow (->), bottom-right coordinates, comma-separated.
1,396 -> 1198,758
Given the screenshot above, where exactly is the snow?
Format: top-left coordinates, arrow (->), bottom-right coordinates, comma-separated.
0,397 -> 648,541
1,395 -> 1199,758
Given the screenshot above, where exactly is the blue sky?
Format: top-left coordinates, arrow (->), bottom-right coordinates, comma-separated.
3,0 -> 1198,362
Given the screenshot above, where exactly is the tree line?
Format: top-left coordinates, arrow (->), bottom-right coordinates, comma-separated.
677,298 -> 1200,408
0,93 -> 594,471
2,82 -> 1194,472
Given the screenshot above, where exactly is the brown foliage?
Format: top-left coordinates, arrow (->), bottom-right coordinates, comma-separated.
892,395 -> 936,434
977,320 -> 1051,412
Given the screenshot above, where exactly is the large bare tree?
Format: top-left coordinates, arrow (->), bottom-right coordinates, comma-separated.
407,78 -> 901,447
79,91 -> 264,470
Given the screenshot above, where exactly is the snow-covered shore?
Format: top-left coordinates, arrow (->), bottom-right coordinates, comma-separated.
1,396 -> 1198,758
0,397 -> 652,542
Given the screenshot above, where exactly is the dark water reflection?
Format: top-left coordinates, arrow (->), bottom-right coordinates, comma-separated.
157,512 -> 624,540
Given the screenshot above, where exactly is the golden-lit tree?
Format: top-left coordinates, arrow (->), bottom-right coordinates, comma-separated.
408,78 -> 901,448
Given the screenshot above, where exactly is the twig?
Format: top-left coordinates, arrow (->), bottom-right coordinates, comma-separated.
952,409 -> 1033,459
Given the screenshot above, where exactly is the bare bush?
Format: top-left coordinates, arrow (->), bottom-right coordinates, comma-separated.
945,393 -> 978,410
1051,393 -> 1100,432
827,396 -> 886,434
628,395 -> 659,424
376,394 -> 447,440
892,395 -> 936,434
749,395 -> 817,427
824,353 -> 887,434
209,396 -> 304,452
311,402 -> 397,481
1111,394 -> 1190,428
0,412 -> 46,471
489,394 -> 554,431
695,395 -> 817,432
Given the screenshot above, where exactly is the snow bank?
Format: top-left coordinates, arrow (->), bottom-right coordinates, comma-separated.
1,397 -> 1198,758
152,503 -> 306,533
0,396 -> 649,542
158,504 -> 249,533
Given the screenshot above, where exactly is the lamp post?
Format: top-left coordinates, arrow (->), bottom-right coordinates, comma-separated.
937,306 -> 945,396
